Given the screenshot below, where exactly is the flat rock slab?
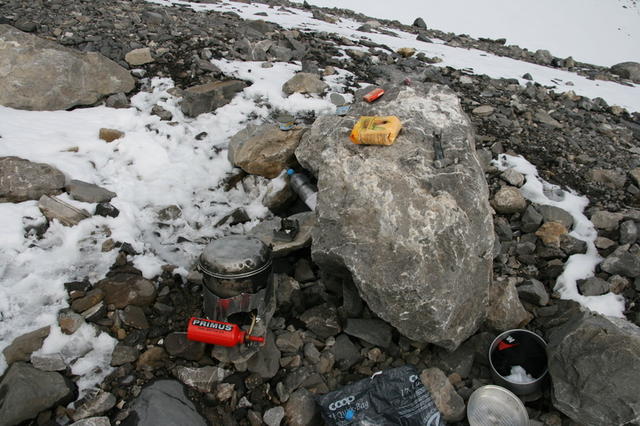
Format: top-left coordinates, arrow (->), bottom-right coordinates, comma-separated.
124,380 -> 207,426
0,362 -> 75,425
248,212 -> 315,257
0,156 -> 66,202
180,79 -> 246,117
295,83 -> 494,350
66,180 -> 116,203
0,24 -> 135,110
38,195 -> 91,226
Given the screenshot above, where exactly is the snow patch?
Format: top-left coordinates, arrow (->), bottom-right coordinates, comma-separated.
495,154 -> 626,318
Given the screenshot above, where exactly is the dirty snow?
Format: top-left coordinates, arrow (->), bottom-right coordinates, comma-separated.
0,61 -> 352,393
495,154 -> 626,318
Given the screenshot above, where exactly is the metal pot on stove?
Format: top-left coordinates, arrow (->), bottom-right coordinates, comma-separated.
198,235 -> 272,322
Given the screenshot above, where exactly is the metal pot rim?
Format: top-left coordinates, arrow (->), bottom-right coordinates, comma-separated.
489,328 -> 549,383
198,258 -> 272,279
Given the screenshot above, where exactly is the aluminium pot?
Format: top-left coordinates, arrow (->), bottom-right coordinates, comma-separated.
198,235 -> 272,320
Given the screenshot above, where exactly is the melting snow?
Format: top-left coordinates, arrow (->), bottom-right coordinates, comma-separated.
0,61 -> 353,393
495,154 -> 626,318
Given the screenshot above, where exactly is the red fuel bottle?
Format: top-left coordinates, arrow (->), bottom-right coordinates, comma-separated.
363,88 -> 384,102
187,317 -> 265,347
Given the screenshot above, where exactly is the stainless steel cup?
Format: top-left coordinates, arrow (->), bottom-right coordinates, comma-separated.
488,329 -> 548,395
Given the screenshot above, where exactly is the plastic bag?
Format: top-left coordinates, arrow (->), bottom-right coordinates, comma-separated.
316,365 -> 446,425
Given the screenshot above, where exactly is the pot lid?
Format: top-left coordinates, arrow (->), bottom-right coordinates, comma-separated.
199,236 -> 271,278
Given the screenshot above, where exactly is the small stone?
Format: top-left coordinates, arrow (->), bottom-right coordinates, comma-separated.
629,168 -> 640,187
276,331 -> 304,353
413,17 -> 427,28
536,205 -> 574,229
65,185 -> 111,211
536,222 -> 568,248
95,202 -> 120,218
71,391 -> 116,421
303,343 -> 321,364
71,289 -> 104,313
397,47 -> 416,58
105,93 -> 129,109
323,66 -> 336,76
175,366 -> 232,392
58,310 -> 85,334
95,273 -> 157,309
2,326 -> 50,364
517,279 -> 549,306
300,304 -> 341,339
577,277 -> 610,296
164,332 -> 205,361
420,367 -> 465,422
263,406 -> 285,426
492,186 -> 527,214
110,344 -> 139,366
488,276 -> 533,330
38,195 -> 91,226
282,73 -> 328,95
591,211 -> 623,231
601,245 -> 640,278
136,346 -> 167,370
247,330 -> 281,379
81,301 -> 106,323
120,305 -> 149,329
99,128 -> 124,143
151,105 -> 173,121
620,220 -> 638,245
70,417 -> 111,426
294,258 -> 315,283
344,318 -> 392,348
595,237 -> 617,250
30,353 -> 66,371
125,47 -> 154,66
608,275 -> 629,294
332,334 -> 361,370
521,205 -> 543,233
215,383 -> 235,401
534,110 -> 562,128
560,234 -> 587,255
500,169 -> 525,187
472,105 -> 494,116
589,168 -> 627,189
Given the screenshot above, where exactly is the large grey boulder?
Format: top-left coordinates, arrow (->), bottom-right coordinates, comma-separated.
610,61 -> 640,83
228,123 -> 306,178
180,80 -> 246,118
0,157 -> 66,202
0,25 -> 134,110
123,380 -> 206,426
545,301 -> 640,426
295,84 -> 494,350
0,362 -> 75,426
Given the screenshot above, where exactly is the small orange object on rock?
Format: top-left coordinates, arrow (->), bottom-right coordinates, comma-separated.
363,88 -> 385,102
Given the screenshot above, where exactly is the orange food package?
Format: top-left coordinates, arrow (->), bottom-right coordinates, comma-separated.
350,116 -> 402,146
